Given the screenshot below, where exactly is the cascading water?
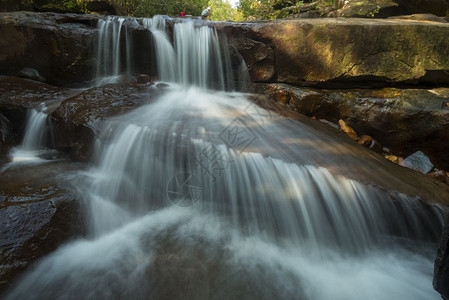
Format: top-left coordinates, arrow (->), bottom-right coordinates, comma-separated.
5,17 -> 445,300
95,17 -> 137,85
6,103 -> 50,164
143,16 -> 235,90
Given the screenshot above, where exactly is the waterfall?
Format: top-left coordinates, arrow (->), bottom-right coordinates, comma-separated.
21,107 -> 47,151
7,104 -> 50,164
5,16 -> 444,300
95,17 -> 136,85
78,88 -> 442,248
143,16 -> 235,90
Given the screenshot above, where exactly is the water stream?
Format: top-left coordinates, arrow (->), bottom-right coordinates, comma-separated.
6,104 -> 53,165
95,16 -> 137,86
4,17 -> 444,300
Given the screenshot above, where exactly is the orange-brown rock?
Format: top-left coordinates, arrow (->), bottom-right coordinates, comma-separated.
358,135 -> 373,147
385,155 -> 400,164
358,135 -> 383,153
338,119 -> 358,141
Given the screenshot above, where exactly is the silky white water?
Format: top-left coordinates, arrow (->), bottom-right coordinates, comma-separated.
143,16 -> 234,90
6,104 -> 52,165
5,17 -> 444,299
95,17 -> 137,85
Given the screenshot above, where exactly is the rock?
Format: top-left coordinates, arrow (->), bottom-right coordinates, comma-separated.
385,155 -> 399,164
276,2 -> 323,19
328,0 -> 402,18
221,18 -> 449,88
427,169 -> 449,185
358,135 -> 383,153
51,84 -> 154,161
434,219 -> 449,300
0,12 -> 99,85
136,74 -> 152,85
2,12 -> 449,87
227,37 -> 275,82
400,151 -> 434,174
358,135 -> 372,147
390,13 -> 449,23
0,77 -> 81,145
404,0 -> 449,17
249,92 -> 449,206
369,139 -> 383,153
17,68 -> 46,82
0,12 -> 156,86
156,83 -> 169,88
338,119 -> 358,140
0,113 -> 13,145
257,83 -> 449,170
0,162 -> 85,294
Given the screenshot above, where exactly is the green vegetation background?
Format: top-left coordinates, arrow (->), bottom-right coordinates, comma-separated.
0,0 -> 339,21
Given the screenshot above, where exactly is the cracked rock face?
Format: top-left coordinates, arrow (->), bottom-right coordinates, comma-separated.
223,18 -> 449,88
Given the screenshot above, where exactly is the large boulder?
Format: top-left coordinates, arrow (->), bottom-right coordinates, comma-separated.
256,83 -> 449,169
222,18 -> 449,88
0,12 -> 100,85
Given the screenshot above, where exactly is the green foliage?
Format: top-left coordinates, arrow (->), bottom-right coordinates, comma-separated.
238,0 -> 275,20
208,0 -> 244,21
114,0 -> 209,17
367,5 -> 380,17
237,0 -> 341,20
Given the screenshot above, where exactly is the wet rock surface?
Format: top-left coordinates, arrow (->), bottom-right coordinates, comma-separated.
51,83 -> 158,161
257,83 -> 449,169
0,76 -> 82,145
0,77 -> 80,111
0,161 -> 85,295
17,68 -> 45,83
